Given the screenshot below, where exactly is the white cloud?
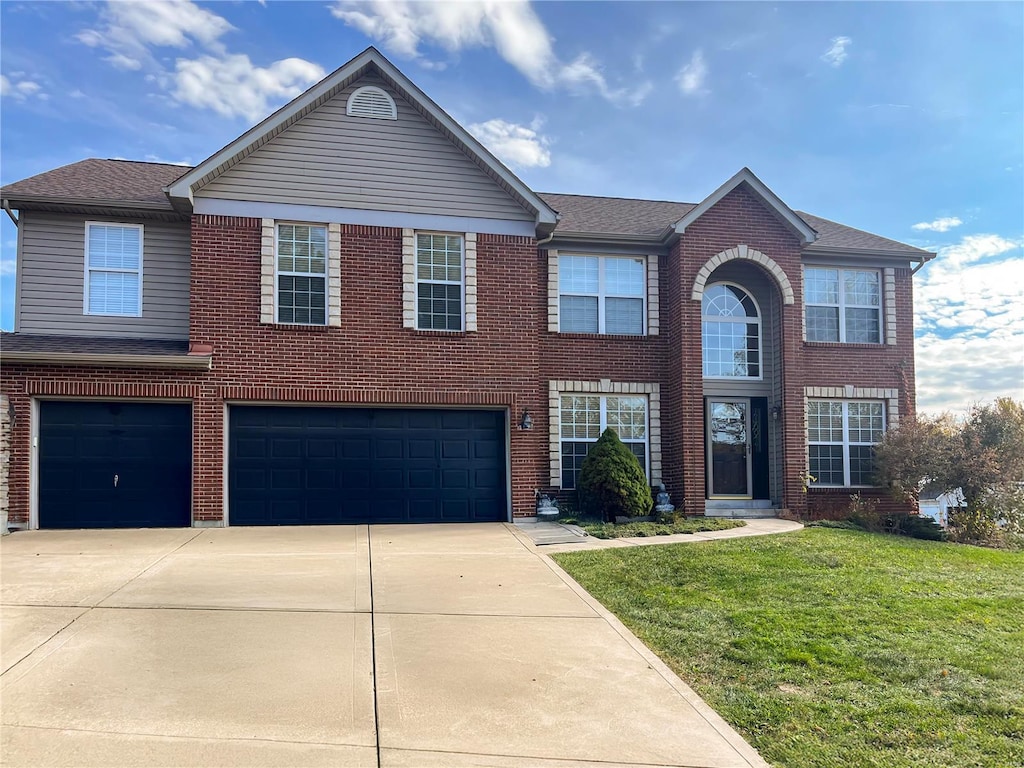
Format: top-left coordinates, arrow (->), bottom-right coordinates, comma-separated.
468,118 -> 551,169
912,216 -> 963,233
329,0 -> 651,106
0,259 -> 17,277
172,54 -> 326,122
0,73 -> 45,101
77,0 -> 235,67
675,49 -> 707,95
821,36 -> 851,67
914,233 -> 1024,414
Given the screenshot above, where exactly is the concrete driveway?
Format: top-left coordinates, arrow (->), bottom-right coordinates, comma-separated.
1,524 -> 767,768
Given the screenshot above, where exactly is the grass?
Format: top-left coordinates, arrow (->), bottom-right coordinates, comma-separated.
563,515 -> 746,539
553,528 -> 1024,768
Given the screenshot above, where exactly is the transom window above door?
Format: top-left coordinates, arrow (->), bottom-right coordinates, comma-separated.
559,255 -> 645,335
702,283 -> 761,378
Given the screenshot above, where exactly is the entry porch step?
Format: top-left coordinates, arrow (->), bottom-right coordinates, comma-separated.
704,499 -> 778,519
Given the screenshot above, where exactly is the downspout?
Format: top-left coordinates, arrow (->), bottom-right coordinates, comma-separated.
2,200 -> 18,227
911,253 -> 936,275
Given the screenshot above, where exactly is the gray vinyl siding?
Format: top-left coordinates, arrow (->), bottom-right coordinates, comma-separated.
198,73 -> 532,222
16,212 -> 190,339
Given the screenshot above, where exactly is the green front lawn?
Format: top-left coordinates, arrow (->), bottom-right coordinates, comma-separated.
553,528 -> 1024,768
565,516 -> 746,539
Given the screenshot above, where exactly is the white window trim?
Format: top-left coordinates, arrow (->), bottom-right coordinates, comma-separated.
412,230 -> 466,333
804,266 -> 883,344
702,281 -> 763,381
274,222 -> 329,326
83,221 -> 144,317
558,254 -> 647,335
806,398 -> 887,488
548,380 -> 662,488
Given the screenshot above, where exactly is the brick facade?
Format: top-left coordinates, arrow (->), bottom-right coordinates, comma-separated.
0,190 -> 918,527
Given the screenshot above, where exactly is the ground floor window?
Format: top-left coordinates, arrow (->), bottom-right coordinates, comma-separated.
807,400 -> 885,486
560,394 -> 647,489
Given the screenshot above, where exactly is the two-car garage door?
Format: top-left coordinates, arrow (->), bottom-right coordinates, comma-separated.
37,401 -> 508,528
229,407 -> 507,525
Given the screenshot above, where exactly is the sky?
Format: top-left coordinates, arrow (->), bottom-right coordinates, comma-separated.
1,0 -> 1021,414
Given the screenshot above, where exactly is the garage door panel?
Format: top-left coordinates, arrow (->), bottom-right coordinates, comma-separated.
229,407 -> 506,525
40,402 -> 191,529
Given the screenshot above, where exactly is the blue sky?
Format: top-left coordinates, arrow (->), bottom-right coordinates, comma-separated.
1,0 -> 1021,413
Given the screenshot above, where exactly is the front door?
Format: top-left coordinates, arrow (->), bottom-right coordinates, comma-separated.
706,399 -> 752,498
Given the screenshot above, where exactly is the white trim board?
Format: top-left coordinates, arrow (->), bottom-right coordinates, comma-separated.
194,198 -> 535,238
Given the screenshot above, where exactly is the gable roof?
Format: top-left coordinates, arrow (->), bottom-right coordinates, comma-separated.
165,47 -> 558,232
672,168 -> 818,246
538,193 -> 933,257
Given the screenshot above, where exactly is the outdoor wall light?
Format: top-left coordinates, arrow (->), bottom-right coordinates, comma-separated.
771,405 -> 782,422
519,409 -> 533,430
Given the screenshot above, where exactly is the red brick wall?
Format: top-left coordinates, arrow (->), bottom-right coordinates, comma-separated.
1,202 -> 918,526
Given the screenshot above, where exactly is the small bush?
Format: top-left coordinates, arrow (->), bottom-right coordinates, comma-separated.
577,428 -> 653,522
897,514 -> 948,541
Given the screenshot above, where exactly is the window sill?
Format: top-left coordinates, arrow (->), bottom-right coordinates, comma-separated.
551,332 -> 653,340
803,341 -> 886,350
265,322 -> 332,332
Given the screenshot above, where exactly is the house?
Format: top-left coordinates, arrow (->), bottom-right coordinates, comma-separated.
0,47 -> 934,530
917,484 -> 965,528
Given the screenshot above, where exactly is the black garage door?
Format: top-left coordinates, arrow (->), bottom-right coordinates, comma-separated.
39,401 -> 192,529
229,407 -> 507,525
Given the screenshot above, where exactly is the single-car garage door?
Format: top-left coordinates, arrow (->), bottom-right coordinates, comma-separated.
229,407 -> 507,525
39,401 -> 192,529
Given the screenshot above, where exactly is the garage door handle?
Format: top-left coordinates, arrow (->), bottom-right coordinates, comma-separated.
113,474 -> 119,488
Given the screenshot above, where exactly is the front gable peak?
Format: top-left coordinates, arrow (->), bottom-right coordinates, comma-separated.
165,47 -> 558,233
672,168 -> 817,246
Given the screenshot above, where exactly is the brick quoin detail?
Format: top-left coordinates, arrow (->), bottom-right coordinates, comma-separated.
1,200 -> 918,526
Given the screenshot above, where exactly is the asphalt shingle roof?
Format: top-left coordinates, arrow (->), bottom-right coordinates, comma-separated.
0,333 -> 190,356
2,159 -> 932,256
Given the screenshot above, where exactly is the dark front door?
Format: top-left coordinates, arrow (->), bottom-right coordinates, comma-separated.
229,407 -> 507,525
39,401 -> 192,528
707,399 -> 751,498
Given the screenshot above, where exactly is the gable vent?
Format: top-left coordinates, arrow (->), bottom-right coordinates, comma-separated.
346,85 -> 398,120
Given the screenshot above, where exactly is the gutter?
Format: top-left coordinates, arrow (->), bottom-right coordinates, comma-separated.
0,351 -> 213,370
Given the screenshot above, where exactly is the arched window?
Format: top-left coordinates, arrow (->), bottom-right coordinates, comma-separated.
702,283 -> 761,378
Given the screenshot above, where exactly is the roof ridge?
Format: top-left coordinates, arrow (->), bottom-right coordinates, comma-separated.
103,158 -> 195,168
539,191 -> 694,206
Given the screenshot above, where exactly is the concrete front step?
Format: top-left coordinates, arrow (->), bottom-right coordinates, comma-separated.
704,508 -> 780,519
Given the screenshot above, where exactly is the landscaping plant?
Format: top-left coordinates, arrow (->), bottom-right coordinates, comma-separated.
577,427 -> 652,522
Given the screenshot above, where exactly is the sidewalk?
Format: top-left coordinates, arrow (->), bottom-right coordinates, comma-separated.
519,517 -> 804,554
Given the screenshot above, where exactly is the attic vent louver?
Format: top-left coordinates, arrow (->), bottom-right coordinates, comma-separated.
346,86 -> 397,120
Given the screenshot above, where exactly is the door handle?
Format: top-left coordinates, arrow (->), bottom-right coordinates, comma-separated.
113,474 -> 119,488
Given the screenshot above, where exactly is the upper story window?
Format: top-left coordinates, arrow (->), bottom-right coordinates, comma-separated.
805,267 -> 881,343
85,222 -> 143,317
807,400 -> 885,486
702,283 -> 761,378
560,394 -> 648,489
559,255 -> 645,335
416,233 -> 463,331
277,223 -> 327,325
346,86 -> 397,120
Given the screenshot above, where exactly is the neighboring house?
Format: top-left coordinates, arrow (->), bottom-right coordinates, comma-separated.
917,484 -> 965,528
0,48 -> 934,530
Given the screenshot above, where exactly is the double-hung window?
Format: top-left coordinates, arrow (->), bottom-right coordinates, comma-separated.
560,394 -> 648,489
559,255 -> 645,334
804,267 -> 882,343
416,233 -> 463,331
277,223 -> 327,325
85,222 -> 143,316
807,400 -> 885,486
